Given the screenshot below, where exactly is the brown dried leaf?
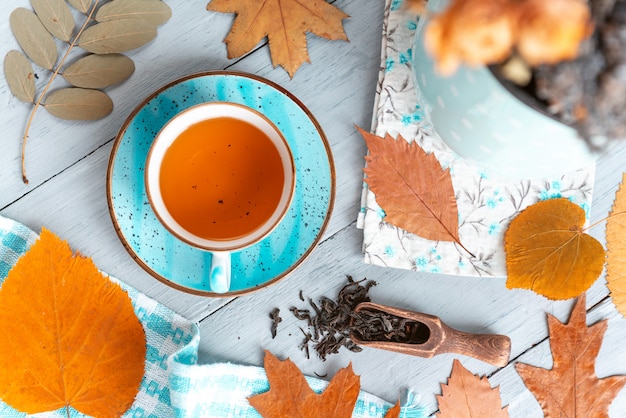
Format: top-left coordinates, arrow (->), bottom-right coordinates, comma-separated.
360,127 -> 462,244
30,0 -> 75,42
516,294 -> 626,416
207,0 -> 349,78
4,50 -> 36,103
606,173 -> 626,316
96,0 -> 172,26
63,53 -> 135,89
78,18 -> 158,54
0,228 -> 146,416
504,198 -> 605,300
384,401 -> 401,418
67,0 -> 93,14
248,351 -> 360,417
44,87 -> 113,120
437,359 -> 509,417
10,7 -> 58,70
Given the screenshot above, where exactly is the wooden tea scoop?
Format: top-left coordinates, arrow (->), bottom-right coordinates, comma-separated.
350,302 -> 511,367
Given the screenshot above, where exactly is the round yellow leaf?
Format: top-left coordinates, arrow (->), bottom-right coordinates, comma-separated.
504,198 -> 605,300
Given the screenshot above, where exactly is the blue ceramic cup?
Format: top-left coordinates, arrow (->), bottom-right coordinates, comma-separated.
145,102 -> 296,293
412,0 -> 596,179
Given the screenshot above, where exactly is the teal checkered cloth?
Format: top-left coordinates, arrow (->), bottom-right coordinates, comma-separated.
0,216 -> 425,418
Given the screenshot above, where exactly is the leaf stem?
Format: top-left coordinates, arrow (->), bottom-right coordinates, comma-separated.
21,0 -> 100,184
583,210 -> 626,233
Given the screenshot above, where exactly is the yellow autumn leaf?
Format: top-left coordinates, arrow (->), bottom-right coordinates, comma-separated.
606,173 -> 626,316
0,228 -> 146,417
504,198 -> 605,300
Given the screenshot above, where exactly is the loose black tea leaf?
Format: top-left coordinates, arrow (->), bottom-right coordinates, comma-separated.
350,308 -> 431,344
269,307 -> 282,339
288,276 -> 377,361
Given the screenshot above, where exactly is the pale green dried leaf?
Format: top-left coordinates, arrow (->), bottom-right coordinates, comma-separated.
67,0 -> 93,14
78,18 -> 157,54
30,0 -> 75,42
63,53 -> 135,88
4,50 -> 36,103
10,8 -> 57,70
44,88 -> 113,120
96,0 -> 172,26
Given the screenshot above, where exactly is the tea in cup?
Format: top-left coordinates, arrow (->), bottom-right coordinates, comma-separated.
145,102 -> 295,293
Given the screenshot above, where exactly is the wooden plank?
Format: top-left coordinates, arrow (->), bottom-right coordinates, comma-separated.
192,220 -> 620,413
1,1 -> 625,416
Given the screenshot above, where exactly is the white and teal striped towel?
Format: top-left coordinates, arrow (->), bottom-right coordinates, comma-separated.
0,215 -> 425,418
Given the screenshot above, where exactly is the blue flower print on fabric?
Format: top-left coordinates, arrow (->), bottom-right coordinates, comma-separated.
486,190 -> 505,209
376,207 -> 387,220
391,0 -> 403,11
539,181 -> 563,200
385,57 -> 395,73
384,245 -> 396,257
402,105 -> 423,126
399,48 -> 412,65
414,255 -> 428,270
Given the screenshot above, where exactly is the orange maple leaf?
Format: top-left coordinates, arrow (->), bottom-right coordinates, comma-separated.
606,173 -> 626,316
248,350 -> 402,418
436,359 -> 509,417
206,0 -> 349,77
248,350 -> 360,417
516,294 -> 626,416
360,127 -> 470,253
504,197 -> 605,300
0,228 -> 146,417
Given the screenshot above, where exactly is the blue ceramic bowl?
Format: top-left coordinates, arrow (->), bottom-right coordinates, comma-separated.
412,0 -> 596,179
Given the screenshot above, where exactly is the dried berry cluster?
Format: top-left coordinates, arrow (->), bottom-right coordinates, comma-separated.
288,276 -> 377,360
534,0 -> 626,146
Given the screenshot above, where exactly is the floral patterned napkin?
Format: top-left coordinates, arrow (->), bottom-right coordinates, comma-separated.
357,0 -> 595,277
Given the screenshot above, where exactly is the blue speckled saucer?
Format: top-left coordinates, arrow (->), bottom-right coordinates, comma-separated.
106,71 -> 335,296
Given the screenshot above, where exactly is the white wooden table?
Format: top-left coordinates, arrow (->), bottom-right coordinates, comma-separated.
2,1 -> 626,416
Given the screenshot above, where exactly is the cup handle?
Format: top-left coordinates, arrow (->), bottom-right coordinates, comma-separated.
209,251 -> 231,293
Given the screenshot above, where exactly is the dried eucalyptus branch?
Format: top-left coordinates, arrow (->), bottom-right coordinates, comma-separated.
21,0 -> 100,184
4,0 -> 172,184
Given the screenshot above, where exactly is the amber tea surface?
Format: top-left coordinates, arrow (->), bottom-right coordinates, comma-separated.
159,116 -> 285,241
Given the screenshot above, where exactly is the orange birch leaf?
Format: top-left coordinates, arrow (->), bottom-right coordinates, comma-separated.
248,350 -> 360,418
516,294 -> 626,416
436,359 -> 509,417
504,197 -> 605,300
360,127 -> 462,245
206,0 -> 349,78
0,228 -> 146,417
606,173 -> 626,316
